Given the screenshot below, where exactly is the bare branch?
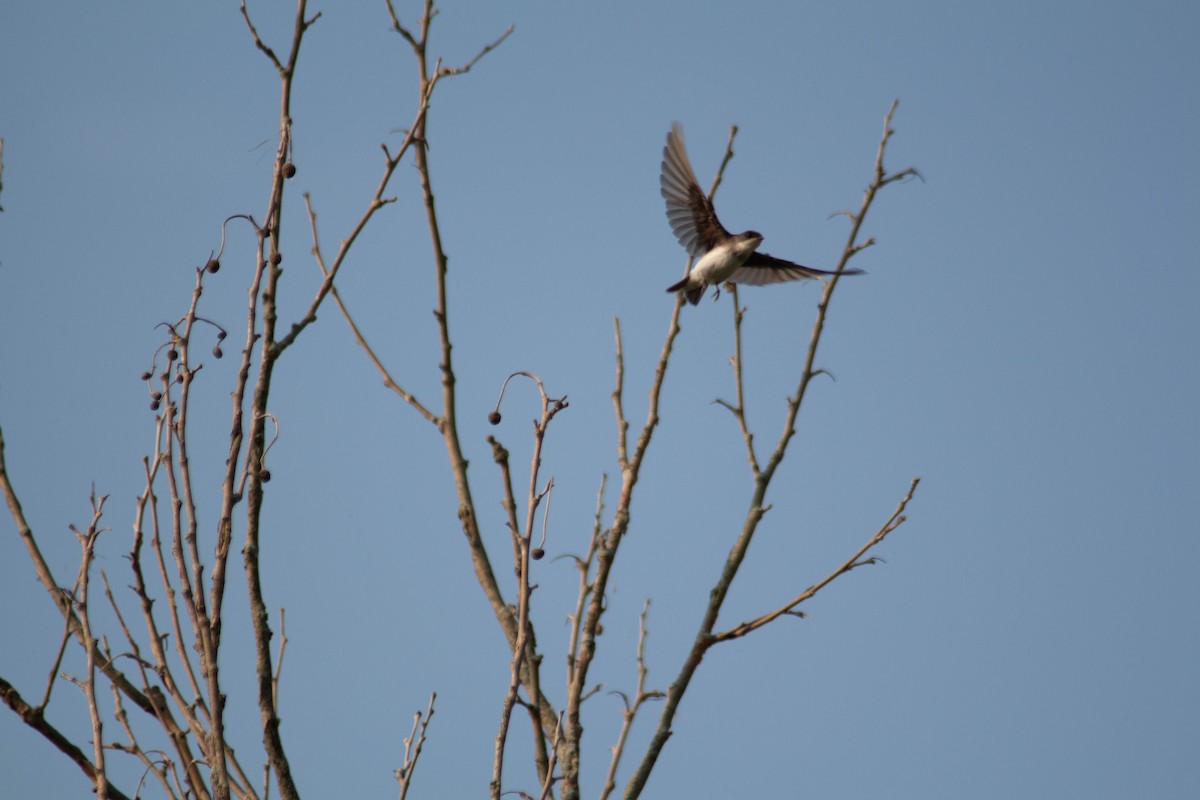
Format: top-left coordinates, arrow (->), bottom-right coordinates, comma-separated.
537,713 -> 564,800
239,1 -> 284,72
624,101 -> 919,800
302,192 -> 438,424
38,610 -> 74,711
438,26 -> 514,78
67,489 -> 110,800
232,6 -> 319,800
0,677 -> 134,800
491,513 -> 535,800
490,373 -> 566,799
568,123 -> 742,800
108,682 -> 180,800
712,478 -> 921,642
272,608 -> 288,711
566,475 -> 607,693
395,693 -> 437,800
377,5 -> 566,775
599,602 -> 664,800
240,0 -> 320,77
720,285 -> 759,475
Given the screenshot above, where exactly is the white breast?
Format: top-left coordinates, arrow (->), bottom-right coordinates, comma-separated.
691,239 -> 759,284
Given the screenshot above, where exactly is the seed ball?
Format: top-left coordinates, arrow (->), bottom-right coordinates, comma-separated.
140,370 -> 152,381
531,548 -> 545,560
259,469 -> 272,483
488,411 -> 502,425
283,162 -> 296,178
205,259 -> 220,273
212,346 -> 223,359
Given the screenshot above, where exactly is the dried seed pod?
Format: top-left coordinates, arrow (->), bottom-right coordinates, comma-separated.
205,258 -> 220,273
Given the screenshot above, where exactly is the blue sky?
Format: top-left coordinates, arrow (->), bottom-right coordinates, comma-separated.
2,2 -> 1197,798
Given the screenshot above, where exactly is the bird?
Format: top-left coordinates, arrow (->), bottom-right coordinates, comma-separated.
660,122 -> 862,305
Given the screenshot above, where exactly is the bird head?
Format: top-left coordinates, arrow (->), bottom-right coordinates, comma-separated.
735,230 -> 764,253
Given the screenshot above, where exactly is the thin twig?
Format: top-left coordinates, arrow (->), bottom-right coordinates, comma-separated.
38,611 -> 74,712
303,191 -> 436,424
565,475 -> 607,691
537,713 -> 564,800
713,478 -> 920,641
67,489 -> 110,800
599,601 -> 663,800
272,608 -> 288,711
720,282 -> 758,474
395,693 -> 437,800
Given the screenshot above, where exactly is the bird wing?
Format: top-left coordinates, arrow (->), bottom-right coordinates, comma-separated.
731,251 -> 865,285
660,123 -> 731,258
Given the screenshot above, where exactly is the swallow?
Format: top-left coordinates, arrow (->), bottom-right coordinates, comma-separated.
661,122 -> 862,304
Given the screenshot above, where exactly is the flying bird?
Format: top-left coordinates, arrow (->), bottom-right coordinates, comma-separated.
661,122 -> 862,304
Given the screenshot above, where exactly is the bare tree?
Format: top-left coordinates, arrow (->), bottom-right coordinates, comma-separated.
0,3 -> 919,799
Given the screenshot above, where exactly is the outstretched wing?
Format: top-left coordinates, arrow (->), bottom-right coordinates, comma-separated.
660,123 -> 731,259
730,251 -> 865,286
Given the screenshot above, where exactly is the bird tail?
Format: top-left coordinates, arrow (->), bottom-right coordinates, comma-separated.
809,266 -> 866,277
666,277 -> 704,305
